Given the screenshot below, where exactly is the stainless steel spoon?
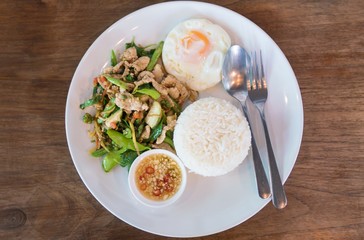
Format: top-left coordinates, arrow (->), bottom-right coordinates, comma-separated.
222,45 -> 271,199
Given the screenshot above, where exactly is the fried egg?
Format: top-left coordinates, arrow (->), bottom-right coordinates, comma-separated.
162,19 -> 231,91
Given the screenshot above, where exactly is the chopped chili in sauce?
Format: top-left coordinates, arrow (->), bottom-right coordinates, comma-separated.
135,153 -> 182,201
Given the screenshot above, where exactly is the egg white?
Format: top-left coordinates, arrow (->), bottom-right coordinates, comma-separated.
162,19 -> 231,91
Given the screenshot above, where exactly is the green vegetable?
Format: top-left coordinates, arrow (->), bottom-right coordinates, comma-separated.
120,150 -> 139,170
123,128 -> 132,138
105,109 -> 123,129
136,122 -> 145,139
91,148 -> 108,157
171,98 -> 182,115
129,120 -> 140,155
80,95 -> 101,109
102,148 -> 127,172
97,118 -> 103,124
145,101 -> 162,129
82,113 -> 94,123
160,99 -> 171,109
102,152 -> 119,172
111,50 -> 117,67
146,41 -> 164,71
166,130 -> 173,139
134,88 -> 160,100
159,98 -> 181,115
100,98 -> 116,118
125,39 -> 155,58
103,75 -> 128,90
107,129 -> 150,152
163,136 -> 175,149
125,74 -> 135,82
149,120 -> 163,142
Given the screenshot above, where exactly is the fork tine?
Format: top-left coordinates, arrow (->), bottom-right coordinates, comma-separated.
247,51 -> 266,91
259,50 -> 267,89
252,51 -> 259,90
251,52 -> 257,90
246,51 -> 253,91
256,51 -> 264,90
246,65 -> 251,91
255,51 -> 264,90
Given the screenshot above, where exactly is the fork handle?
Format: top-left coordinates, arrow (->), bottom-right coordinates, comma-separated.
260,113 -> 287,209
242,106 -> 271,199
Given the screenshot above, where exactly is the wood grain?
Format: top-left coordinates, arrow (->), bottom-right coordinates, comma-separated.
0,0 -> 363,239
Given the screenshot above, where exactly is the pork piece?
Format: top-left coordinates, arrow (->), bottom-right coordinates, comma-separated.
113,61 -> 124,73
102,66 -> 114,74
167,87 -> 179,99
132,56 -> 150,74
156,115 -> 177,144
137,71 -> 155,81
121,66 -> 130,79
123,82 -> 136,92
135,71 -> 169,96
106,85 -> 120,99
115,92 -> 149,114
139,125 -> 151,141
139,94 -> 150,102
139,94 -> 154,107
152,64 -> 165,83
166,114 -> 177,125
103,60 -> 125,74
134,72 -> 177,108
122,47 -> 138,62
162,75 -> 190,105
188,88 -> 199,102
103,47 -> 138,74
151,142 -> 176,154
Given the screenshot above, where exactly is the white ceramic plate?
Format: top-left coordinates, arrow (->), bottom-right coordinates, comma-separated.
65,1 -> 303,237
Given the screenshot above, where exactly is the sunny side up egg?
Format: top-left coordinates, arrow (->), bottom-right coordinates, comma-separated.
162,19 -> 231,91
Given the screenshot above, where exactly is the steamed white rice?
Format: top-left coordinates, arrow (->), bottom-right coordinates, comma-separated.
174,97 -> 251,176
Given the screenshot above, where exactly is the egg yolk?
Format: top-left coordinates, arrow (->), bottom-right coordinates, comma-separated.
180,30 -> 211,59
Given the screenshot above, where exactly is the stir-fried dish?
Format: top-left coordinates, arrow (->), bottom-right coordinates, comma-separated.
80,40 -> 198,172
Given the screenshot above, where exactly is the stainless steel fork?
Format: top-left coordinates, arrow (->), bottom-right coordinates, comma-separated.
247,51 -> 287,209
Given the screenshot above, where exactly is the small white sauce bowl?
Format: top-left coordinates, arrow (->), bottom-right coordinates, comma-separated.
128,149 -> 187,208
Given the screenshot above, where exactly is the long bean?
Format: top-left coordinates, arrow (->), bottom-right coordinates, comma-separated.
80,95 -> 101,109
91,148 -> 108,157
102,149 -> 127,172
107,129 -> 150,152
134,88 -> 160,100
103,75 -> 128,90
146,41 -> 163,71
149,120 -> 163,142
111,50 -> 117,67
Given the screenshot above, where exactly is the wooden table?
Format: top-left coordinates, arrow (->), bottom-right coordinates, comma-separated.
1,0 -> 363,239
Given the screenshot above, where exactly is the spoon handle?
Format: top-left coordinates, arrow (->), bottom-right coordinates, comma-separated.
242,106 -> 271,199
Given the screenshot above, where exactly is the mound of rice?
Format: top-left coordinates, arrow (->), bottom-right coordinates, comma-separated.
174,97 -> 251,176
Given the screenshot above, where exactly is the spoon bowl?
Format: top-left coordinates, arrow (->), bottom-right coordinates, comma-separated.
222,45 -> 251,98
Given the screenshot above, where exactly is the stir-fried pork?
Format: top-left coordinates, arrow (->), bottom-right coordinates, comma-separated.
115,93 -> 149,114
152,64 -> 164,83
131,56 -> 150,74
139,125 -> 151,141
156,115 -> 177,144
122,47 -> 138,62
